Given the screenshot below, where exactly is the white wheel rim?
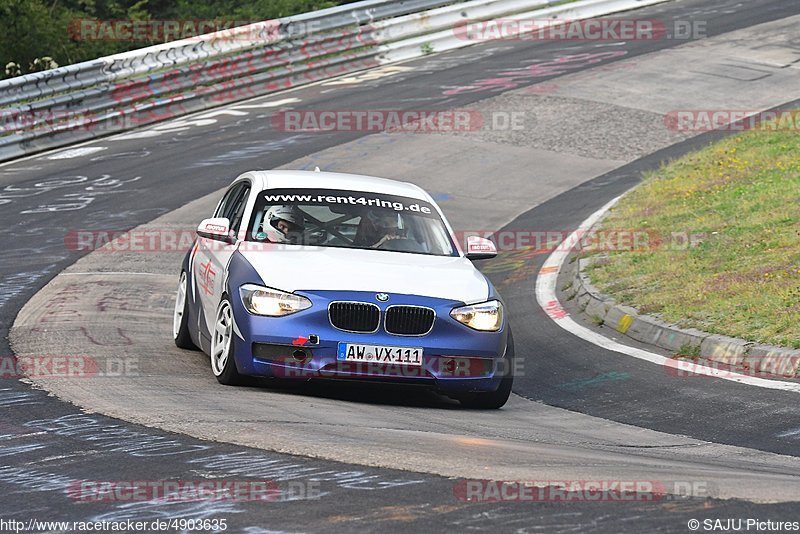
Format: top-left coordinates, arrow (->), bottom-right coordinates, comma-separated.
173,273 -> 187,339
210,301 -> 233,376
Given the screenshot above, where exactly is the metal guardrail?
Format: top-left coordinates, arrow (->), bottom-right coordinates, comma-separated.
0,0 -> 669,162
0,0 -> 457,106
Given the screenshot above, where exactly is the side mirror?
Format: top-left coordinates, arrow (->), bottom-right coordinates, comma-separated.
197,217 -> 234,243
465,235 -> 497,260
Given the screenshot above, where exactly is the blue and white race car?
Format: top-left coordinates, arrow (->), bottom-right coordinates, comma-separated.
173,170 -> 513,408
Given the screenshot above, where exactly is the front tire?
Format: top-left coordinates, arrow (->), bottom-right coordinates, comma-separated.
173,271 -> 196,349
210,296 -> 247,386
458,330 -> 514,409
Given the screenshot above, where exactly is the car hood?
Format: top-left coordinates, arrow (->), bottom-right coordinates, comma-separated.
239,246 -> 489,304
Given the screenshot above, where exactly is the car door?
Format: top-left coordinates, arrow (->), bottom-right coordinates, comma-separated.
193,180 -> 251,339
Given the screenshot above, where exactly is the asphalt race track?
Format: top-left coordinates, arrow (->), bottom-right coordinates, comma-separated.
3,0 -> 800,531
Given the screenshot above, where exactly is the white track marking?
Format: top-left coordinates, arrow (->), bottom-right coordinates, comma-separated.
46,147 -> 107,160
321,65 -> 412,86
777,427 -> 800,439
196,110 -> 248,119
112,131 -> 163,140
152,119 -> 216,131
535,196 -> 800,393
60,272 -> 167,276
231,97 -> 301,109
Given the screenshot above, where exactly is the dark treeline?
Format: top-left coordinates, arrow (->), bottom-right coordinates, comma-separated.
1,0 -> 338,78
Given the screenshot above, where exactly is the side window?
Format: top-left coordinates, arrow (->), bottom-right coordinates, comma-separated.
213,184 -> 244,219
228,185 -> 251,233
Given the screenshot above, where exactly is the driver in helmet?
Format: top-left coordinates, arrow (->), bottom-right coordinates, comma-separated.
263,205 -> 305,244
355,210 -> 406,248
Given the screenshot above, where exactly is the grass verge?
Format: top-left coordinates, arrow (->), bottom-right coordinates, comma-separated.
584,127 -> 800,349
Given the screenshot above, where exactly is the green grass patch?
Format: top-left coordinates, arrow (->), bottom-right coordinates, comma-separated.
585,127 -> 800,349
674,343 -> 701,360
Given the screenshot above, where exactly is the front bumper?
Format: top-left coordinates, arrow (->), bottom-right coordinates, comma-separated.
229,289 -> 510,393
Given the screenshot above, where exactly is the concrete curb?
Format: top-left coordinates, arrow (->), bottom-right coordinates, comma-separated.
564,254 -> 800,379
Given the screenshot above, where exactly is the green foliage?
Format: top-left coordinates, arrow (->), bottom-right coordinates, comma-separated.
0,0 -> 337,78
675,343 -> 701,360
167,0 -> 336,20
588,126 -> 800,349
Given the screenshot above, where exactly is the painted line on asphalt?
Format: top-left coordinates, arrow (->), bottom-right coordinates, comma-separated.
535,196 -> 800,394
231,97 -> 301,109
45,147 -> 108,160
60,272 -> 167,276
777,427 -> 800,439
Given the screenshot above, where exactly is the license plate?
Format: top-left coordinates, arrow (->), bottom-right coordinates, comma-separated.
337,343 -> 423,366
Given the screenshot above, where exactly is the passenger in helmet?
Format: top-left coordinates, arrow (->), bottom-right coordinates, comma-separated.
355,210 -> 407,248
263,205 -> 305,244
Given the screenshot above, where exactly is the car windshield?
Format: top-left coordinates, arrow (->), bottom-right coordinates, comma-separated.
247,188 -> 457,256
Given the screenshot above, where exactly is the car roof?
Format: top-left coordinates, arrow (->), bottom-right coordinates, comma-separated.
244,170 -> 433,202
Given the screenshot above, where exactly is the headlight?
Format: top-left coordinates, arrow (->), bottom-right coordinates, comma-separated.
450,300 -> 503,331
239,284 -> 311,317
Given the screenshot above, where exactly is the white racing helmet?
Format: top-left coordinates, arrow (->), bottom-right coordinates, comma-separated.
366,210 -> 405,234
264,205 -> 305,244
